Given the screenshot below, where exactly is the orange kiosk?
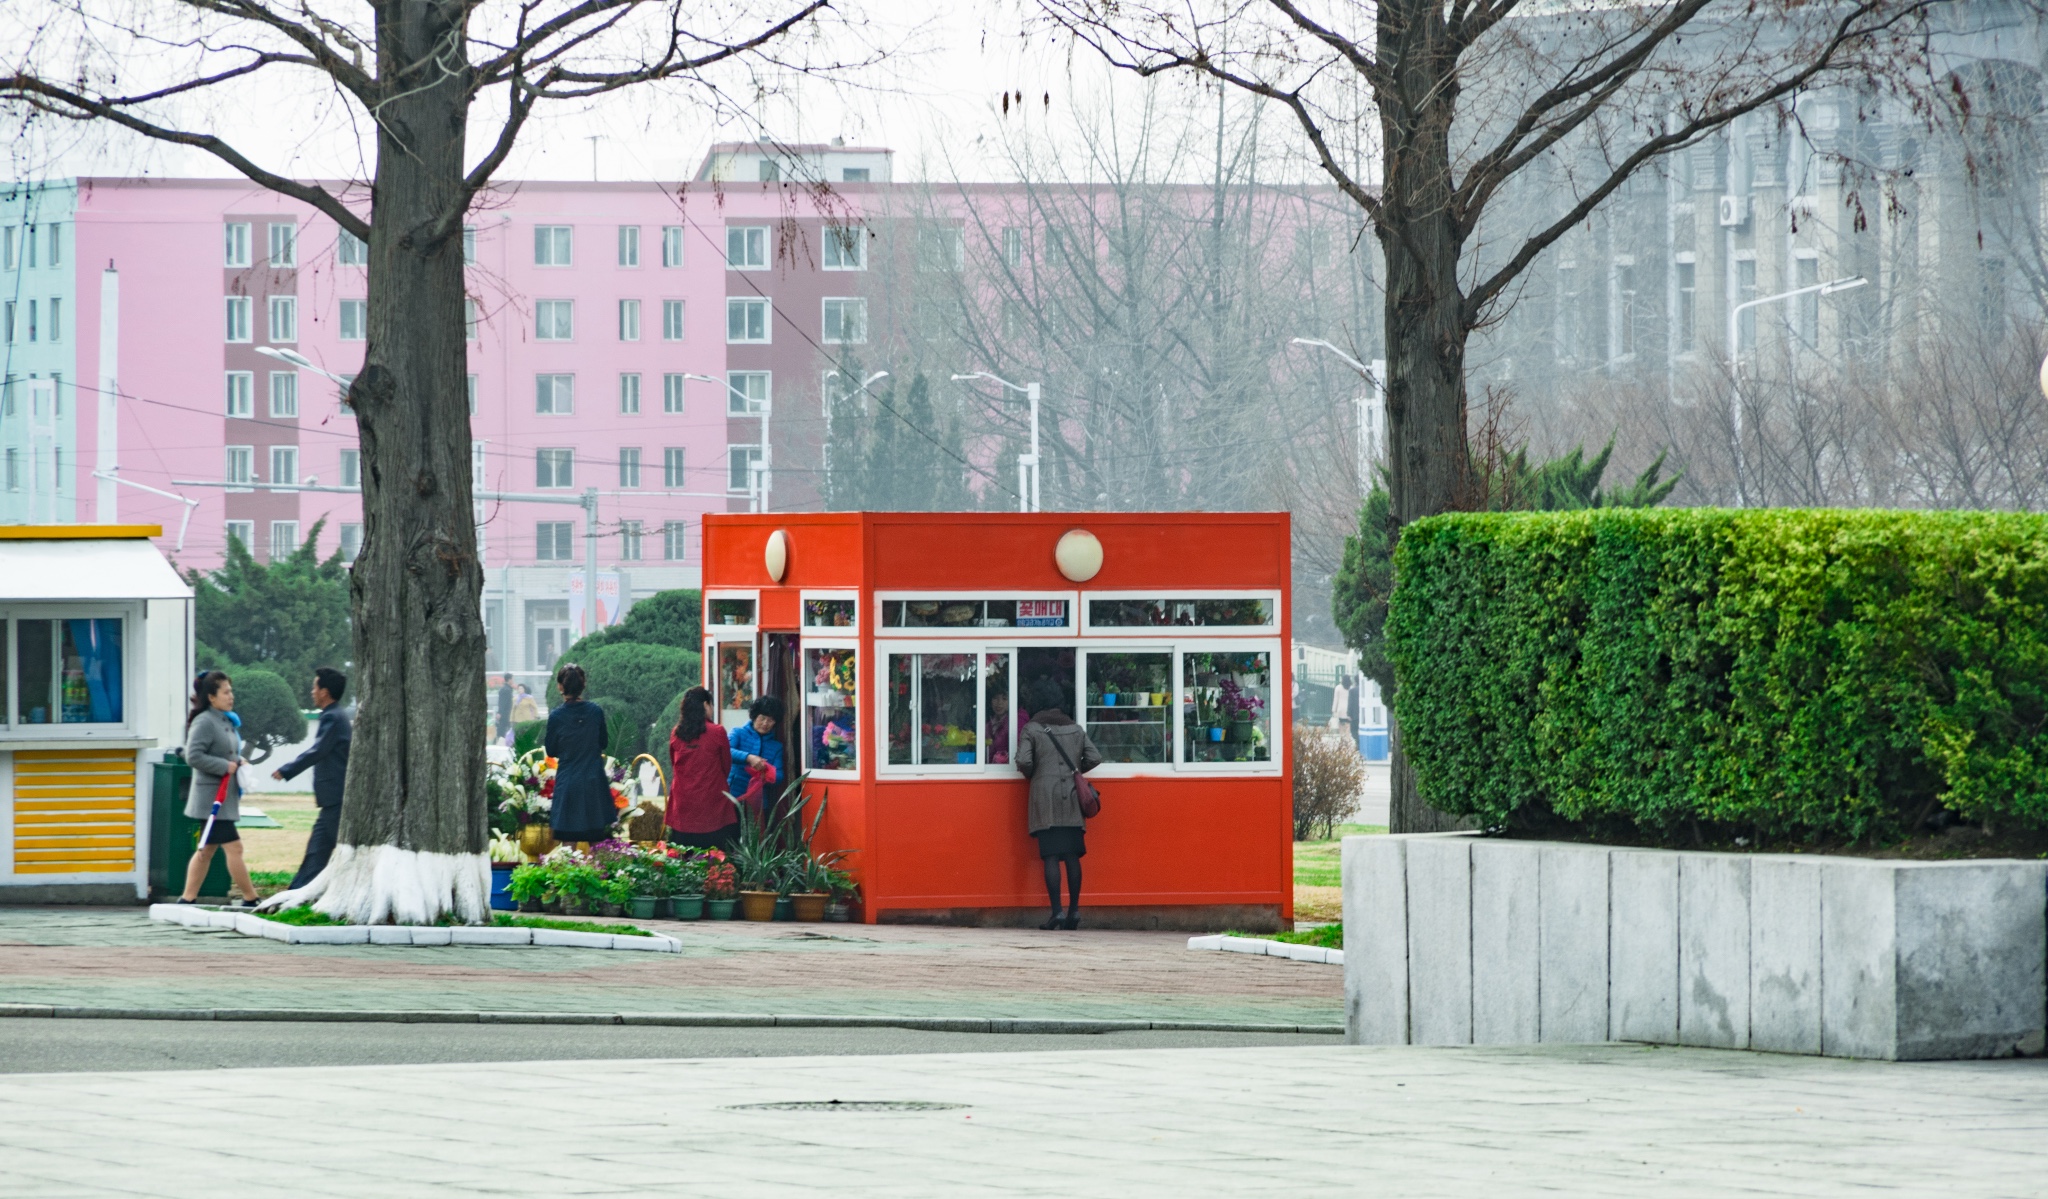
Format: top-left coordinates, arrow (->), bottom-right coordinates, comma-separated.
700,512 -> 1292,930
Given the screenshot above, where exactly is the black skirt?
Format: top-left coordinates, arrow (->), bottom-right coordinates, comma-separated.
201,819 -> 240,846
1033,826 -> 1086,858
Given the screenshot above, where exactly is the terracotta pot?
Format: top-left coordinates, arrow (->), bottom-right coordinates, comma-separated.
789,892 -> 829,922
738,890 -> 778,921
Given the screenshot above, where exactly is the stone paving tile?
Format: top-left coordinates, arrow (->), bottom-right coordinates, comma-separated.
0,907 -> 1341,1025
0,1044 -> 2042,1196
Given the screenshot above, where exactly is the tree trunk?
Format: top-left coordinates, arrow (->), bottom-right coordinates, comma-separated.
273,1 -> 491,922
1379,0 -> 1474,835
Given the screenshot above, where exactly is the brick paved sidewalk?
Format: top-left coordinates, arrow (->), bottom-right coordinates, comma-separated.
0,908 -> 1341,1026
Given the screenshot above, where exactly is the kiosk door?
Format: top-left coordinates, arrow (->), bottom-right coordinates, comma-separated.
760,632 -> 803,774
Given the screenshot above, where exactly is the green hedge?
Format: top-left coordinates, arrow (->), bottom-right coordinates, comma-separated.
1387,509 -> 2048,840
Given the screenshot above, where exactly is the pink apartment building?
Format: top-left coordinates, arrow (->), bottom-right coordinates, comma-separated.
1,143 -> 902,679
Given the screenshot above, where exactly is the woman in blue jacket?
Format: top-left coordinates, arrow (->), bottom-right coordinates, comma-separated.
727,694 -> 787,804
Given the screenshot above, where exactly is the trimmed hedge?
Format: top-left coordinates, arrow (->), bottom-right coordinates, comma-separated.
1387,508 -> 2048,840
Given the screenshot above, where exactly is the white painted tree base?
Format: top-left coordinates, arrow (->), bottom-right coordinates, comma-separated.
258,844 -> 492,926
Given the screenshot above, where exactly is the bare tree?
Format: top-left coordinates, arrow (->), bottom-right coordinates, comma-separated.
2,1 -> 842,922
1040,0 -> 1938,830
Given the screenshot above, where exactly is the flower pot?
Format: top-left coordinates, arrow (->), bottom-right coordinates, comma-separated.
629,896 -> 657,920
488,867 -> 516,912
563,898 -> 590,917
671,895 -> 705,921
790,892 -> 829,922
542,896 -> 562,914
705,898 -> 737,920
518,897 -> 542,913
599,902 -> 625,918
772,895 -> 794,921
1227,720 -> 1253,743
517,824 -> 557,860
824,901 -> 851,923
739,890 -> 778,921
1207,726 -> 1226,742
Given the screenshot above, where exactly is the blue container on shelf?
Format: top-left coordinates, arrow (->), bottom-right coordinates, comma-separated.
489,867 -> 515,911
1207,727 -> 1226,742
954,750 -> 976,764
1103,693 -> 1118,706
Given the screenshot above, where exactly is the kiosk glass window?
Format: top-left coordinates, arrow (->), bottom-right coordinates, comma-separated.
804,598 -> 857,628
984,652 -> 1012,765
881,598 -> 1067,629
1084,651 -> 1171,764
12,617 -> 124,725
886,652 -> 980,766
716,642 -> 754,726
708,598 -> 756,627
804,647 -> 858,773
1089,597 -> 1274,629
1181,650 -> 1272,764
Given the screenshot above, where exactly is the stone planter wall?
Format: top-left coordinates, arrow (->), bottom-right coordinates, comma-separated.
1341,833 -> 2047,1060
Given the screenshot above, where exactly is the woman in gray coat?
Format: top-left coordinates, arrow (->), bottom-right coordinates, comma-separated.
1014,677 -> 1103,930
179,671 -> 262,906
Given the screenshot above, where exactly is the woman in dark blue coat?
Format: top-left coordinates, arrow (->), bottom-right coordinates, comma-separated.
544,664 -> 613,846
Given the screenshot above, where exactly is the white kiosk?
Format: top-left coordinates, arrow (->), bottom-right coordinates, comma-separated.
0,526 -> 192,902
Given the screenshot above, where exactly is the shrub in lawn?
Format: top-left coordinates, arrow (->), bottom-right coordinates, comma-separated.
1388,508 -> 2048,843
1291,723 -> 1364,841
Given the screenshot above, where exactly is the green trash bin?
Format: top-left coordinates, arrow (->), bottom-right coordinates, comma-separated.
148,751 -> 231,900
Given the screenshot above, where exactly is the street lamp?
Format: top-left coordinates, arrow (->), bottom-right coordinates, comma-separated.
686,372 -> 773,512
1291,338 -> 1386,493
952,371 -> 1039,512
1726,276 -> 1867,505
822,370 -> 889,503
255,345 -> 353,385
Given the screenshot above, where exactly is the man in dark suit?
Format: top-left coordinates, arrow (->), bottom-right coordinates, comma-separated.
274,666 -> 352,887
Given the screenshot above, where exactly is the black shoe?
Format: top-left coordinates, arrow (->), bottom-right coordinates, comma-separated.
1039,911 -> 1064,930
230,897 -> 259,909
174,898 -> 196,905
1061,912 -> 1080,931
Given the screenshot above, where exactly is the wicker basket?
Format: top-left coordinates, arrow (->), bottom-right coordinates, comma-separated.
620,753 -> 669,843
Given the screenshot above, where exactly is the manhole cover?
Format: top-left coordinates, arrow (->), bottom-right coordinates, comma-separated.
727,1100 -> 967,1113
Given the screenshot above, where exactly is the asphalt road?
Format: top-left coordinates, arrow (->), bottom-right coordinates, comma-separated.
0,1018 -> 1341,1074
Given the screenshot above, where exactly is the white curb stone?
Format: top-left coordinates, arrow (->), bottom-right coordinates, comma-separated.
368,926 -> 413,946
609,934 -> 681,953
450,927 -> 532,946
408,927 -> 454,946
532,929 -> 614,950
1186,935 -> 1342,966
287,926 -> 371,945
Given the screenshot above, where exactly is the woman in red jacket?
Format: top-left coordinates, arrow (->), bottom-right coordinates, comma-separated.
665,688 -> 738,850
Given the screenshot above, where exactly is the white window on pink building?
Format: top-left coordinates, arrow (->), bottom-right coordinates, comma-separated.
727,372 -> 769,415
822,298 -> 866,344
225,372 -> 253,418
268,222 -> 297,268
726,297 -> 768,343
618,299 -> 640,341
619,520 -> 643,561
225,446 -> 254,490
536,299 -> 573,341
535,448 -> 573,489
225,296 -> 251,342
662,299 -> 685,341
619,373 -> 640,414
269,372 -> 298,418
618,226 -> 640,267
823,225 -> 866,270
338,230 -> 367,266
268,295 -> 297,343
726,226 -> 768,270
535,225 -> 572,266
536,374 -> 573,415
663,521 -> 686,560
662,226 -> 684,267
224,223 -> 251,268
269,446 -> 297,487
662,374 -> 685,414
340,299 -> 366,341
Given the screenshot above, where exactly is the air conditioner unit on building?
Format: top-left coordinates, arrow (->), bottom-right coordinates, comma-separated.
1718,195 -> 1750,227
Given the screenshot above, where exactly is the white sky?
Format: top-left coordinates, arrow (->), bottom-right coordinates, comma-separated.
11,1 -> 1258,188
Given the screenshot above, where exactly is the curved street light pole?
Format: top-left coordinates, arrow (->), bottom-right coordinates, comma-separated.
1290,338 -> 1385,495
952,371 -> 1039,512
1725,276 -> 1866,506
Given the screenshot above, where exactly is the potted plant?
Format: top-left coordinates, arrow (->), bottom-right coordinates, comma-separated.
786,855 -> 835,922
554,860 -> 602,916
824,870 -> 859,922
600,873 -> 633,918
701,850 -> 737,920
508,863 -> 549,913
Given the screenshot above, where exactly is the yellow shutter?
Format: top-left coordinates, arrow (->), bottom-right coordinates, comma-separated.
13,749 -> 138,874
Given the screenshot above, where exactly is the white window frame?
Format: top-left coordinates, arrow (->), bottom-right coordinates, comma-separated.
269,445 -> 298,487
874,641 -> 1009,777
1168,642 -> 1283,775
662,299 -> 685,342
339,298 -> 367,341
822,297 -> 867,345
536,373 -> 574,415
340,449 -> 360,488
225,371 -> 253,419
618,225 -> 640,268
462,224 -> 477,264
268,222 -> 297,268
224,223 -> 251,268
822,224 -> 867,270
661,225 -> 685,268
225,296 -> 251,343
703,590 -> 762,726
224,446 -> 254,491
619,372 -> 641,415
618,445 -> 641,488
726,445 -> 761,493
802,636 -> 861,779
727,371 -> 770,415
339,523 -> 363,560
662,520 -> 687,561
1078,590 -> 1281,637
726,297 -> 770,344
0,604 -> 144,736
725,226 -> 769,269
338,230 -> 368,266
801,589 -> 861,634
875,591 -> 1079,640
536,521 -> 574,561
536,447 -> 574,489
534,225 -> 573,266
268,372 -> 299,418
663,447 -> 687,488
269,519 -> 301,561
224,521 -> 255,552
465,297 -> 479,341
536,299 -> 574,341
662,374 -> 685,414
267,295 -> 297,343
618,299 -> 641,342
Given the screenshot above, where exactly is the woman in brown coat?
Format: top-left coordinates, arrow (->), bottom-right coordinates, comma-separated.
1013,677 -> 1103,929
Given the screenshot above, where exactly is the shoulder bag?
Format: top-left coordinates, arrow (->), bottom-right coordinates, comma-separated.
1045,729 -> 1101,819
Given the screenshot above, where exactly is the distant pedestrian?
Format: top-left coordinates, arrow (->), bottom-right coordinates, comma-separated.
1015,677 -> 1102,930
511,683 -> 540,725
496,675 -> 514,741
178,671 -> 263,907
273,667 -> 352,888
544,664 -> 612,847
726,694 -> 786,812
666,687 -> 737,850
1329,673 -> 1354,740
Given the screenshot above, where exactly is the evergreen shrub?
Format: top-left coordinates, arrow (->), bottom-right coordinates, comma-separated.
1387,508 -> 2048,841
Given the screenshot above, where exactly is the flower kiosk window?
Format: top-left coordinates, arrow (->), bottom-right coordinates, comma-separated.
700,511 -> 1293,930
1,527 -> 192,902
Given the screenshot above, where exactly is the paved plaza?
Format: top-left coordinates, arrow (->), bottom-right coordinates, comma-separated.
2,1042 -> 2044,1196
0,908 -> 1342,1027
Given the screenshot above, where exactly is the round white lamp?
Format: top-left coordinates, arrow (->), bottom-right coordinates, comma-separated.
765,529 -> 789,583
2038,354 -> 2048,401
1054,529 -> 1103,583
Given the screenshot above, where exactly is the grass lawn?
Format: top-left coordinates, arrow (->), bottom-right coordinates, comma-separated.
237,792 -> 317,879
1294,822 -> 1384,923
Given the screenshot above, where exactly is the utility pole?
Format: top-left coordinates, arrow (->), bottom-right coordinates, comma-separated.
951,372 -> 1040,511
95,265 -> 119,521
1725,276 -> 1866,505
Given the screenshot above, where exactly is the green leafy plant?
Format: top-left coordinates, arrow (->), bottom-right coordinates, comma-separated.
260,904 -> 348,926
511,720 -> 547,757
602,874 -> 635,907
549,860 -> 606,904
1388,508 -> 2048,843
186,517 -> 352,687
508,863 -> 549,903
